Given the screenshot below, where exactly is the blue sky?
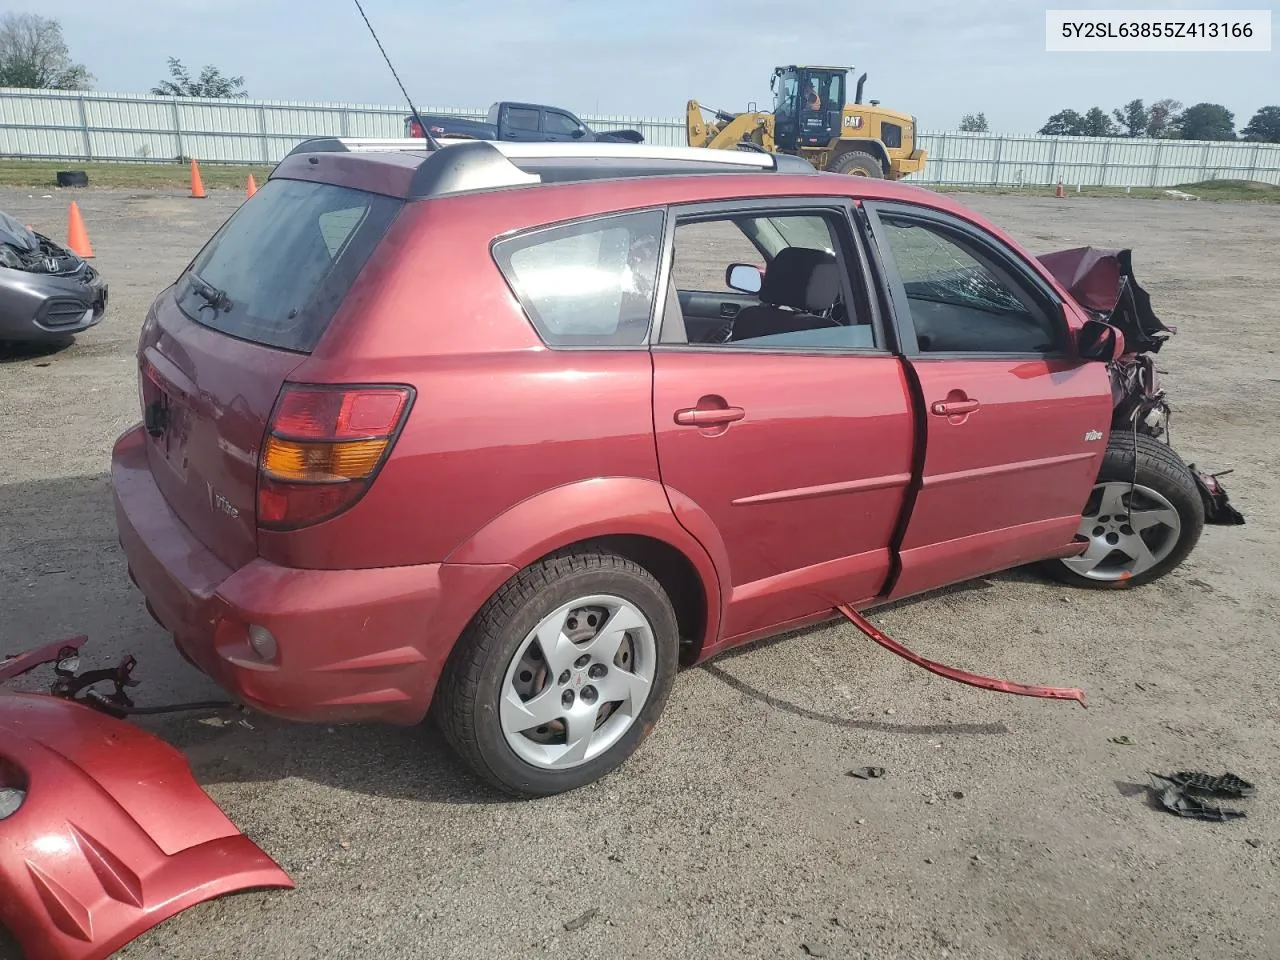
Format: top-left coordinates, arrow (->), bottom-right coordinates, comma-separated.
17,0 -> 1278,133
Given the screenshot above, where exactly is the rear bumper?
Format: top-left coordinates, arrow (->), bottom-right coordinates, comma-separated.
892,150 -> 927,177
0,268 -> 107,341
110,424 -> 515,725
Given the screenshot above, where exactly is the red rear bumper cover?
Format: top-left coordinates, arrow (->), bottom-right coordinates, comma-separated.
111,424 -> 515,725
0,691 -> 292,960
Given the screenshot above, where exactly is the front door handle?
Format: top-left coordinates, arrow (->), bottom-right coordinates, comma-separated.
674,406 -> 746,427
931,399 -> 980,417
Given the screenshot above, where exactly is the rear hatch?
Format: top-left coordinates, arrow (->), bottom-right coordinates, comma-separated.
138,177 -> 403,569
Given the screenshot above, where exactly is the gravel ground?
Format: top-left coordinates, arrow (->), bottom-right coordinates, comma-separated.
1,186 -> 1277,960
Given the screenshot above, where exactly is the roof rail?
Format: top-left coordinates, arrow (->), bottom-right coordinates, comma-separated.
281,137 -> 817,198
283,137 -> 430,156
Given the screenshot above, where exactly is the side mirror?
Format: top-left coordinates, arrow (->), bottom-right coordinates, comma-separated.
725,263 -> 763,295
572,128 -> 586,139
1077,318 -> 1126,362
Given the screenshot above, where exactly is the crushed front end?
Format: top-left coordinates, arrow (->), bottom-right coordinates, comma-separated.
1038,245 -> 1245,527
0,212 -> 108,342
0,639 -> 292,960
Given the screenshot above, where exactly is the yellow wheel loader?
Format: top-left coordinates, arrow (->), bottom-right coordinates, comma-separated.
686,65 -> 927,179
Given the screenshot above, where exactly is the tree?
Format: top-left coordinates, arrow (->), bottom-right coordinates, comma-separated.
1039,109 -> 1086,136
1146,99 -> 1182,138
1241,106 -> 1280,143
958,112 -> 989,133
1112,99 -> 1148,137
0,13 -> 92,89
1174,102 -> 1235,141
1081,106 -> 1116,137
151,57 -> 246,98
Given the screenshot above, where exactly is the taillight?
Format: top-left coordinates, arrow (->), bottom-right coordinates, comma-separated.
408,118 -> 425,138
257,383 -> 414,530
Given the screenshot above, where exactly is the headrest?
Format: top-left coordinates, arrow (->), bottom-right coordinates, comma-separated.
759,247 -> 840,312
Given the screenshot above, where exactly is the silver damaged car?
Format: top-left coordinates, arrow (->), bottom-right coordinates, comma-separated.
0,211 -> 107,344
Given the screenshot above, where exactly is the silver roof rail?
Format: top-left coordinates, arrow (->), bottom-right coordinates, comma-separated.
280,137 -> 816,198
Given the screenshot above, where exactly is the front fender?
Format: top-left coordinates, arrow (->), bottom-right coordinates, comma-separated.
444,478 -> 726,650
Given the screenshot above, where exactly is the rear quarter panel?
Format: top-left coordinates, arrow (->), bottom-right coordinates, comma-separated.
259,192 -> 663,571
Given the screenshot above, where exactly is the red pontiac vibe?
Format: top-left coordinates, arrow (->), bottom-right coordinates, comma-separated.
110,138 -> 1242,797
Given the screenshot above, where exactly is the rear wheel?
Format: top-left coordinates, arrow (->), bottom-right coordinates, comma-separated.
830,150 -> 884,178
1046,434 -> 1204,589
434,549 -> 679,797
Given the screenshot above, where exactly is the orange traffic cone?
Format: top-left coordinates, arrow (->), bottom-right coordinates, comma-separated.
246,174 -> 257,198
1055,181 -> 1065,198
190,159 -> 206,199
66,202 -> 94,258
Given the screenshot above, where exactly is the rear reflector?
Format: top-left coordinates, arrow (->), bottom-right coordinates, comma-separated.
257,383 -> 414,530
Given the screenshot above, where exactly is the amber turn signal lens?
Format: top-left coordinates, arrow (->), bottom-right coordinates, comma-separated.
261,437 -> 389,483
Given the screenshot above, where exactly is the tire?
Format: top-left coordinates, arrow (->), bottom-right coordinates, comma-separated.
1044,433 -> 1204,589
434,549 -> 679,797
830,150 -> 884,178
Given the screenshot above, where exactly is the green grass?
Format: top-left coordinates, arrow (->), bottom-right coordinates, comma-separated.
0,159 -> 275,190
928,179 -> 1280,204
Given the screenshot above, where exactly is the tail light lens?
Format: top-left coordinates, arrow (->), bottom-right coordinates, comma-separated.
408,118 -> 425,138
257,383 -> 414,531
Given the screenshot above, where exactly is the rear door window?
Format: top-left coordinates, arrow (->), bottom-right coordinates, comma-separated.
493,209 -> 665,347
504,107 -> 541,132
175,178 -> 402,353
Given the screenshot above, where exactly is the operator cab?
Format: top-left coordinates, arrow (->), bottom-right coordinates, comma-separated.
771,65 -> 847,151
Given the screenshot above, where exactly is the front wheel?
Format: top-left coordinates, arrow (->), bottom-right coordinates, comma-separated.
434,549 -> 679,797
1046,433 -> 1205,589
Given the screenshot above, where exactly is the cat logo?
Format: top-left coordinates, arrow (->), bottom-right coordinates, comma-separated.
1084,429 -> 1103,442
843,115 -> 864,130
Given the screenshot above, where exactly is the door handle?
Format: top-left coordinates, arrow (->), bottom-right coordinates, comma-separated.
674,406 -> 746,427
931,399 -> 980,416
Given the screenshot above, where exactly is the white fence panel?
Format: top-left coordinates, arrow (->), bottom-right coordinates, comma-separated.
2,87 -> 1278,186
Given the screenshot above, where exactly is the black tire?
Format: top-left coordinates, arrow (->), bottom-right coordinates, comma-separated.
1042,433 -> 1205,590
830,150 -> 884,178
434,549 -> 679,798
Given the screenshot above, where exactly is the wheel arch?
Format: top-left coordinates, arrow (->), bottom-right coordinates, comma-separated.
443,478 -> 727,665
830,138 -> 890,174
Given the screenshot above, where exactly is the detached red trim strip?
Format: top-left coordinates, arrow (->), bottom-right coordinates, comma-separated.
835,604 -> 1087,708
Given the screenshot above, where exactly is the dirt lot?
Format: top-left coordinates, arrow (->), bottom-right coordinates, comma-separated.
1,186 -> 1277,960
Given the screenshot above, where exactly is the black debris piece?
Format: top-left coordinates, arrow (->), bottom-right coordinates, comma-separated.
1148,772 -> 1253,822
846,766 -> 886,780
1169,771 -> 1255,798
563,908 -> 599,932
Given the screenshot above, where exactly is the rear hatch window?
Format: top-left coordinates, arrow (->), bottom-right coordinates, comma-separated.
139,177 -> 401,569
176,178 -> 402,353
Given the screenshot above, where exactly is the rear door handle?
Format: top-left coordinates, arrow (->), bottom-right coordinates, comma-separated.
931,399 -> 981,416
675,406 -> 746,427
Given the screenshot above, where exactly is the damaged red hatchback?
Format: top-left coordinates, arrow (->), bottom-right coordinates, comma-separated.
111,138 -> 1242,798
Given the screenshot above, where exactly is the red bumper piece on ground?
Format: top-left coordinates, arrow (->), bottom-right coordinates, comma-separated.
0,690 -> 293,960
836,604 -> 1088,707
